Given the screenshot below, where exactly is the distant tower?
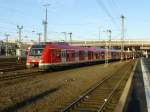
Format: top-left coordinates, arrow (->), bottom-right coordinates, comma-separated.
43,4 -> 50,42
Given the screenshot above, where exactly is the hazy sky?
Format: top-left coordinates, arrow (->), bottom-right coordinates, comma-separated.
0,0 -> 150,42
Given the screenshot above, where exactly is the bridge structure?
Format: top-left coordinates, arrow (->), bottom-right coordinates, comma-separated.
69,39 -> 150,57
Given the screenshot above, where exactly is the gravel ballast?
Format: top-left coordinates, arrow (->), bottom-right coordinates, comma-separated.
0,60 -> 135,112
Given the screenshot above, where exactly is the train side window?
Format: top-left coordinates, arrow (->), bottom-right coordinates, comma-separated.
61,50 -> 66,58
66,50 -> 69,58
79,51 -> 85,58
88,51 -> 91,56
61,51 -> 64,57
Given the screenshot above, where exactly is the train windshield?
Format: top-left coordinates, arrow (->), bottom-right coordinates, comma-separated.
29,45 -> 45,56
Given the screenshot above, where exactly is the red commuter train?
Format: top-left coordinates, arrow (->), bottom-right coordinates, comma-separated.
26,42 -> 133,70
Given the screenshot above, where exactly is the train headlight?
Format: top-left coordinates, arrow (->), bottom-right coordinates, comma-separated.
39,59 -> 43,63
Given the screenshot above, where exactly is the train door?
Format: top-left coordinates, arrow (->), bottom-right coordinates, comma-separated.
51,49 -> 61,63
88,51 -> 92,61
66,50 -> 71,62
61,49 -> 66,64
101,51 -> 105,60
79,51 -> 85,61
71,50 -> 75,62
95,52 -> 99,60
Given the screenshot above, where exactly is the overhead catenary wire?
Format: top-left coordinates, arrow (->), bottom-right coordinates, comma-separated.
96,0 -> 116,24
96,0 -> 121,31
110,0 -> 122,15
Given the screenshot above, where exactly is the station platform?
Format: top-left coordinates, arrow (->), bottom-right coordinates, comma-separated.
116,58 -> 150,112
140,58 -> 150,112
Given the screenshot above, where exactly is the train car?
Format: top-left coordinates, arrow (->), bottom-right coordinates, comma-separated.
26,42 -> 133,71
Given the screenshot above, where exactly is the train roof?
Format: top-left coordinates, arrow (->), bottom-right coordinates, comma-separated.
31,42 -> 121,52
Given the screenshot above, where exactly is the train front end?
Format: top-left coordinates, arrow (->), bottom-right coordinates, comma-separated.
26,44 -> 45,68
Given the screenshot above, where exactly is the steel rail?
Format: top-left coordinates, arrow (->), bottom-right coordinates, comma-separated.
61,62 -> 132,112
0,69 -> 40,81
97,66 -> 129,111
61,73 -> 115,112
0,65 -> 25,72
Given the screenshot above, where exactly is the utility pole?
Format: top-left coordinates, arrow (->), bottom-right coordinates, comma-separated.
98,27 -> 100,41
43,4 -> 50,43
105,40 -> 108,64
17,25 -> 23,43
37,33 -> 42,43
5,34 -> 10,56
68,32 -> 72,44
121,15 -> 125,60
107,29 -> 111,49
62,32 -> 67,42
105,29 -> 111,64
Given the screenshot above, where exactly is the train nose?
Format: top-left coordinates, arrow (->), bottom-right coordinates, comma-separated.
26,59 -> 40,68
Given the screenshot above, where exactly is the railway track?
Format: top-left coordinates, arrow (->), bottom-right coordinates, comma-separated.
0,61 -> 25,66
0,68 -> 40,81
0,65 -> 26,72
0,61 -> 26,72
61,61 -> 134,112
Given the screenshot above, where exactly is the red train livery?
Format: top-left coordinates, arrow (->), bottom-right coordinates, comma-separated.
26,42 -> 133,70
